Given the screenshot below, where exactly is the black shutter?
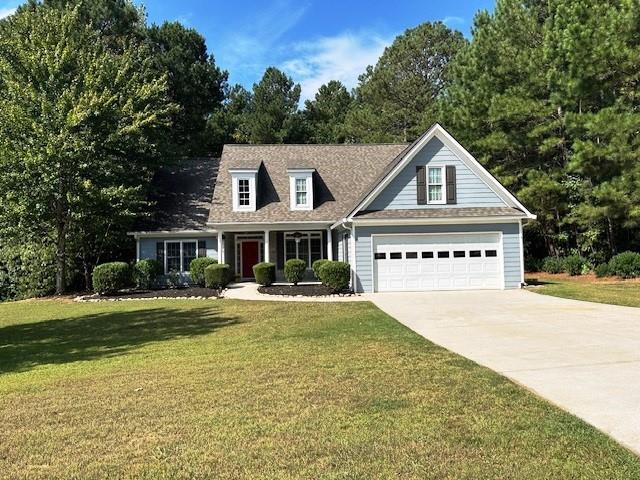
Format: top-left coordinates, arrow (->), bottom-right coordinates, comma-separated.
198,240 -> 207,258
321,230 -> 327,259
416,165 -> 426,205
276,232 -> 284,269
156,242 -> 164,262
446,165 -> 457,204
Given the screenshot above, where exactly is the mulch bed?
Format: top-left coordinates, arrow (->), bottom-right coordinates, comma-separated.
258,284 -> 352,297
81,287 -> 221,301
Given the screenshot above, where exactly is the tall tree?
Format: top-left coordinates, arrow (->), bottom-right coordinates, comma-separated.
303,80 -> 352,143
345,22 -> 466,143
207,84 -> 253,149
245,67 -> 302,144
0,3 -> 175,293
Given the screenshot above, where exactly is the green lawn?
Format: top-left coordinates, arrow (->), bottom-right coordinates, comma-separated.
1,299 -> 639,479
527,274 -> 640,308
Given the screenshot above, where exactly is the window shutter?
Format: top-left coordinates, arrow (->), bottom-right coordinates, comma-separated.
446,165 -> 457,204
198,240 -> 207,258
276,232 -> 284,270
156,242 -> 164,262
416,165 -> 426,205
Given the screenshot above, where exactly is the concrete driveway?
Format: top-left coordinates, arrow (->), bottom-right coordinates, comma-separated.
369,289 -> 640,454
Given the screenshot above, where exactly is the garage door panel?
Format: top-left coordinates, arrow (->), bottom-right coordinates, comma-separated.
373,233 -> 503,292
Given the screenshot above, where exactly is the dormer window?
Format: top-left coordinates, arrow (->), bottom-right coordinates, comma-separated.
231,168 -> 258,212
288,168 -> 314,211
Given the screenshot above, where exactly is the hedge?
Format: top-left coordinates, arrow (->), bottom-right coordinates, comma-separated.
284,259 -> 307,285
133,259 -> 162,289
541,256 -> 564,274
594,263 -> 611,278
608,251 -> 640,279
93,262 -> 132,295
190,257 -> 218,286
563,255 -> 587,276
318,261 -> 351,292
204,263 -> 232,289
312,259 -> 329,280
253,262 -> 275,286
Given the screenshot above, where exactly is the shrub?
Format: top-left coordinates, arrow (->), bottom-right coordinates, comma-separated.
284,259 -> 307,285
541,256 -> 565,274
93,262 -> 131,295
133,259 -> 162,289
608,251 -> 640,279
312,259 -> 329,280
190,257 -> 218,286
204,263 -> 231,289
318,261 -> 351,292
564,255 -> 587,276
594,263 -> 611,278
253,262 -> 276,286
524,257 -> 543,273
0,242 -> 56,301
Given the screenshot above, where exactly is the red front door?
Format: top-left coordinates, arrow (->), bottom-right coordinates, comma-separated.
241,241 -> 260,279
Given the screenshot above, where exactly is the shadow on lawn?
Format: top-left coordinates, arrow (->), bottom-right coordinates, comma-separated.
0,306 -> 238,375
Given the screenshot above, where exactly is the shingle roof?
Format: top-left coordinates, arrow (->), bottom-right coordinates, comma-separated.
208,144 -> 409,224
134,158 -> 218,232
353,207 -> 527,220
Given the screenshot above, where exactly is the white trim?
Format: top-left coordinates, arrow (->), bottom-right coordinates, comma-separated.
427,166 -> 446,205
282,231 -> 323,269
218,232 -> 224,264
128,230 -> 216,239
370,231 -> 505,292
163,239 -> 199,274
289,172 -> 314,211
231,171 -> 257,212
352,216 -> 526,226
236,236 -> 264,280
350,224 -> 357,291
264,230 -> 271,263
208,221 -> 331,233
347,123 -> 536,220
326,228 -> 333,261
136,239 -> 140,262
519,219 -> 525,286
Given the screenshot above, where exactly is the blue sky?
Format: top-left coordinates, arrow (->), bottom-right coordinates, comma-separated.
0,0 -> 494,101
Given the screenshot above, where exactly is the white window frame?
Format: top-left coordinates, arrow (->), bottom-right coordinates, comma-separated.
231,169 -> 257,212
427,166 -> 446,205
164,239 -> 199,274
283,232 -> 323,269
288,169 -> 314,211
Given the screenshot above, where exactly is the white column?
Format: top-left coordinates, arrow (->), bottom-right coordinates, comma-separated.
326,228 -> 333,261
217,231 -> 224,264
264,230 -> 270,262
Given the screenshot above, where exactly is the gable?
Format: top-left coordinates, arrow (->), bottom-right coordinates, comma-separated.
368,137 -> 506,211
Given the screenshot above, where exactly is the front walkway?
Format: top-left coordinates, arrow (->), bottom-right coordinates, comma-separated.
369,289 -> 640,455
223,282 -> 368,302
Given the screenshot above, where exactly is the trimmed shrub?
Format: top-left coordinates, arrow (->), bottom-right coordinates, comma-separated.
204,263 -> 231,289
190,257 -> 218,286
318,261 -> 351,292
133,259 -> 162,289
541,256 -> 564,274
594,263 -> 611,278
253,262 -> 276,286
312,259 -> 329,280
93,262 -> 132,295
608,251 -> 640,279
564,255 -> 587,276
284,259 -> 307,285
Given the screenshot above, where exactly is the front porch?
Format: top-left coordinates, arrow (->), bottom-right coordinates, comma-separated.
217,228 -> 336,282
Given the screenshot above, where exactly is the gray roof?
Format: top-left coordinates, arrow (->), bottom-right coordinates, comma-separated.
135,158 -> 218,232
354,207 -> 527,219
208,144 -> 409,224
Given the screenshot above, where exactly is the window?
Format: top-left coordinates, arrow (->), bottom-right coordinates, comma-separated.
238,179 -> 250,206
374,253 -> 386,260
295,178 -> 307,206
438,251 -> 450,258
422,251 -> 434,259
390,252 -> 402,259
231,170 -> 257,212
427,167 -> 445,204
284,232 -> 323,268
470,250 -> 482,258
406,252 -> 418,259
453,251 -> 466,258
164,240 -> 199,273
485,250 -> 498,257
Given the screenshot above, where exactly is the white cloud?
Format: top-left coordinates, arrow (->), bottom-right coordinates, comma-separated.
442,16 -> 465,27
0,7 -> 16,19
281,31 -> 392,103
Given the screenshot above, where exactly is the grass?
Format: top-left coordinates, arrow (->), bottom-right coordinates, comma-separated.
1,299 -> 639,479
527,272 -> 640,308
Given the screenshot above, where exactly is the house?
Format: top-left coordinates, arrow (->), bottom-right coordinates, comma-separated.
129,124 -> 536,292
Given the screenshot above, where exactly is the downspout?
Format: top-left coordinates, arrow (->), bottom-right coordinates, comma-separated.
341,220 -> 356,292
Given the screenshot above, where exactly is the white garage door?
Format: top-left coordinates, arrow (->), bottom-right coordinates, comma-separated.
373,233 -> 503,292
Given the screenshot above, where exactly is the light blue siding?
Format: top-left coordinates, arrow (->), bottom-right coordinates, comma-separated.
354,223 -> 522,292
368,138 -> 505,210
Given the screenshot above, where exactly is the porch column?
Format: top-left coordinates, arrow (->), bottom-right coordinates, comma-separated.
264,230 -> 270,262
218,231 -> 224,264
326,228 -> 333,261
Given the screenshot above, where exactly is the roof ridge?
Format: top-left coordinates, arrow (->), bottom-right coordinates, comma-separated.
223,143 -> 409,147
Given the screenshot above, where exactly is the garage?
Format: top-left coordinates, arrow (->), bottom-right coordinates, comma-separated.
373,233 -> 503,292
